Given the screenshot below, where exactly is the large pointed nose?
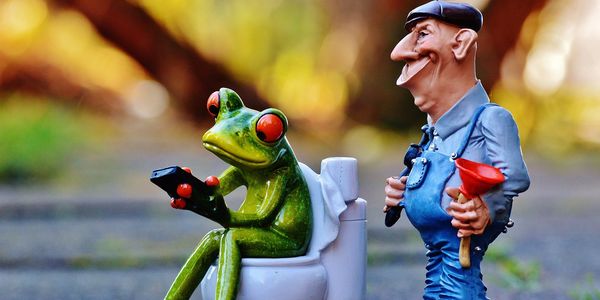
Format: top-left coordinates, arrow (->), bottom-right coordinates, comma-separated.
391,33 -> 419,62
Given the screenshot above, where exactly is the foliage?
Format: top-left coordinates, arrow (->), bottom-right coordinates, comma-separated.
137,0 -> 352,126
486,246 -> 541,291
0,94 -> 92,183
569,274 -> 600,300
0,0 -> 145,91
3,0 -> 600,156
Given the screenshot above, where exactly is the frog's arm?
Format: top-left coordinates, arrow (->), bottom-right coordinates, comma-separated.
195,167 -> 246,227
217,166 -> 247,196
226,168 -> 289,227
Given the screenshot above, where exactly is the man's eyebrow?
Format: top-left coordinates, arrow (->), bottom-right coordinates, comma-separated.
413,23 -> 433,32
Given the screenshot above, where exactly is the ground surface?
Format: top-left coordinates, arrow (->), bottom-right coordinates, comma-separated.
1,115 -> 599,299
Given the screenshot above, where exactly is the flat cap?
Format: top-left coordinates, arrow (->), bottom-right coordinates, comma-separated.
405,1 -> 483,32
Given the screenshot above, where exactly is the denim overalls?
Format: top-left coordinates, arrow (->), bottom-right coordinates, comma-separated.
401,103 -> 503,299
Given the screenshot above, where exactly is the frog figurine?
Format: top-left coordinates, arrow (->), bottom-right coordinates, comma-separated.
164,88 -> 312,300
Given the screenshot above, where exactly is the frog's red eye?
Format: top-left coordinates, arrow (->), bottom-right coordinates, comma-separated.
207,91 -> 220,118
256,113 -> 285,143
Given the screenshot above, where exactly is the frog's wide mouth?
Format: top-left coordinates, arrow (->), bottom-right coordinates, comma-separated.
203,142 -> 269,167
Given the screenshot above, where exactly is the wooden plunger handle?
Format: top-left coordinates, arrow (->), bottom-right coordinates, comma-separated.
457,192 -> 471,268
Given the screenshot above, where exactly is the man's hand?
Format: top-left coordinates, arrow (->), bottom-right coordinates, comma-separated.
383,176 -> 408,212
446,187 -> 490,238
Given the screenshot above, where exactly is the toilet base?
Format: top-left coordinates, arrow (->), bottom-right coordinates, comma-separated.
200,258 -> 327,300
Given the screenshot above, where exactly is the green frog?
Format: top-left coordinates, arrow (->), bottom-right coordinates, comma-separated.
165,88 -> 312,300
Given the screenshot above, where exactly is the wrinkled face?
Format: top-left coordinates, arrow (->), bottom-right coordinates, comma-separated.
390,19 -> 459,110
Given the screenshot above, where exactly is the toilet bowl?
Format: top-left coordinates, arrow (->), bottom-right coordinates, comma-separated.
200,157 -> 367,300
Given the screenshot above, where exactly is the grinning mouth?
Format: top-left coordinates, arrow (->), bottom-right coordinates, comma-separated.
397,57 -> 431,86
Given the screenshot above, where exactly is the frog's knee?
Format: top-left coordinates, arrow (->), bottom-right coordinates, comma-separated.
208,228 -> 226,237
202,228 -> 227,244
222,228 -> 237,243
222,228 -> 258,248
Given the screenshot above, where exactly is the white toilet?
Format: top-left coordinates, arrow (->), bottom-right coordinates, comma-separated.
200,157 -> 367,300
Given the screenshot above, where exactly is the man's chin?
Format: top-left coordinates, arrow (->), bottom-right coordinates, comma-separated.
401,77 -> 434,112
413,96 -> 430,112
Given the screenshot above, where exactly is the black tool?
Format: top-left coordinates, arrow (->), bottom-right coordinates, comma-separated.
384,142 -> 422,227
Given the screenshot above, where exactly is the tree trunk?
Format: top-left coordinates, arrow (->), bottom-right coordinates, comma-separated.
477,0 -> 549,89
0,57 -> 122,113
49,0 -> 268,122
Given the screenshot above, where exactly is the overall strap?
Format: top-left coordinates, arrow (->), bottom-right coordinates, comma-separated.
401,126 -> 430,173
454,103 -> 497,159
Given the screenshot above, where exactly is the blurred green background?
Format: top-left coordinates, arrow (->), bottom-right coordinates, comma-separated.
1,0 -> 600,299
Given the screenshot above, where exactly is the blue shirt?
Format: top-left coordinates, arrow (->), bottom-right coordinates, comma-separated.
425,81 -> 530,222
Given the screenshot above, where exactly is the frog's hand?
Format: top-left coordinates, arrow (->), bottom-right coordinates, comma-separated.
173,178 -> 229,220
188,194 -> 230,224
173,167 -> 247,226
227,170 -> 288,227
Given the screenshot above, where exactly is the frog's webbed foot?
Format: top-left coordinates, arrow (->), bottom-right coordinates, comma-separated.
171,176 -> 230,224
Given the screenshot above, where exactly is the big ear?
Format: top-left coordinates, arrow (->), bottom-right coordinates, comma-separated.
451,29 -> 478,61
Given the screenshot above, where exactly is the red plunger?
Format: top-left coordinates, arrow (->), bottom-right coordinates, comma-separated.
455,158 -> 505,268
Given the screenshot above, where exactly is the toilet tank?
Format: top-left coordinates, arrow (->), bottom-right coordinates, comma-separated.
319,158 -> 367,300
321,198 -> 367,300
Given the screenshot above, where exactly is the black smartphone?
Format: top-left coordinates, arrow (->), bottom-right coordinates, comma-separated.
150,166 -> 207,198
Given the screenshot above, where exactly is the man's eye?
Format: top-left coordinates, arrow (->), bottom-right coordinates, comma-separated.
417,31 -> 428,39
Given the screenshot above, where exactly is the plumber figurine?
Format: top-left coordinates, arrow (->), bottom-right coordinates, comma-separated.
383,1 -> 530,299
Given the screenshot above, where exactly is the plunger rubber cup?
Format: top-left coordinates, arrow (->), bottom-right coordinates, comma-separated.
454,158 -> 505,268
456,158 -> 505,197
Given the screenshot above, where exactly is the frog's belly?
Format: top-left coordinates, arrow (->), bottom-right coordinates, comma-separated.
239,185 -> 311,243
272,200 -> 311,241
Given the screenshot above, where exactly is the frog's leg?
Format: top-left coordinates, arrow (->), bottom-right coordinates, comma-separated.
215,227 -> 305,300
166,228 -> 226,300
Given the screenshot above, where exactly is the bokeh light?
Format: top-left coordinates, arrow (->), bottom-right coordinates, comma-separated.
0,0 -> 48,56
127,80 -> 170,119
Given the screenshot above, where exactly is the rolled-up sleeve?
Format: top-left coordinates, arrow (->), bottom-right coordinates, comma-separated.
480,106 -> 531,222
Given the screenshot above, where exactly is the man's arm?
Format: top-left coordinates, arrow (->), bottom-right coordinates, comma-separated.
480,106 -> 531,223
447,105 -> 531,237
